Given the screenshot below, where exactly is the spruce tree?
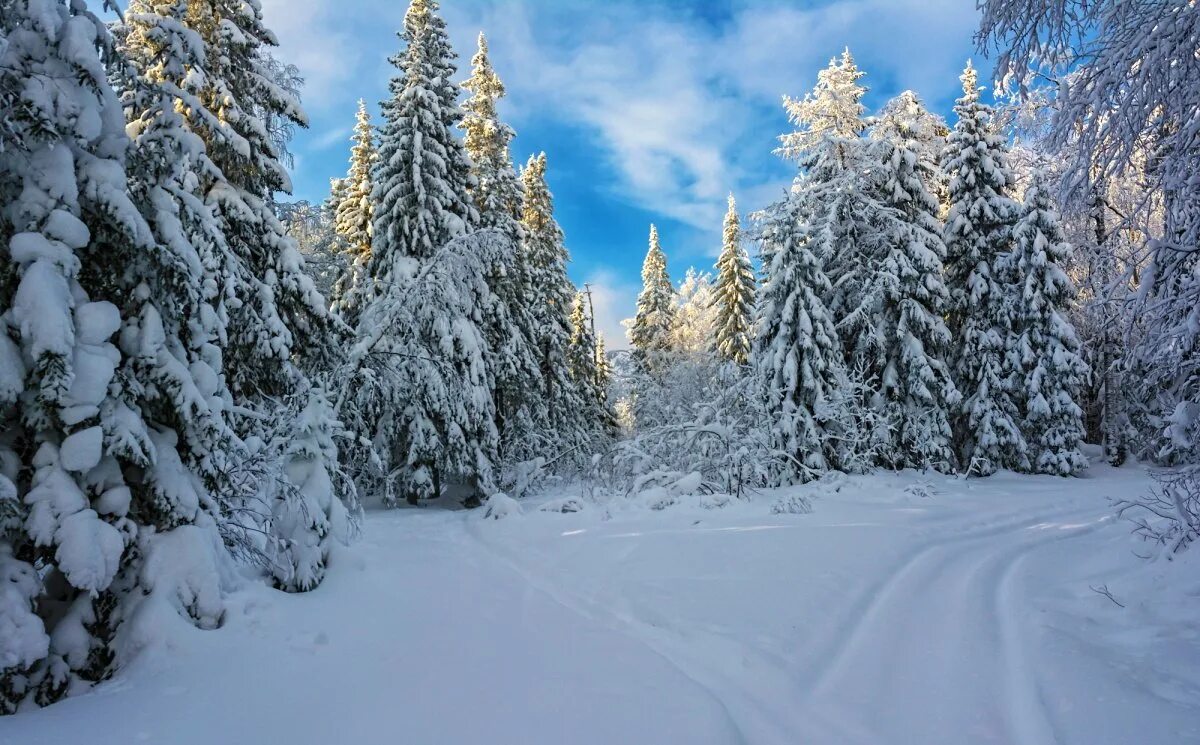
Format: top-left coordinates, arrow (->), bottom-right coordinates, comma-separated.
331,100 -> 376,327
867,101 -> 961,471
753,200 -> 847,484
713,195 -> 756,365
942,62 -> 1028,475
568,293 -> 615,433
1006,169 -> 1089,475
778,50 -> 894,469
348,0 -> 499,503
777,50 -> 882,354
519,153 -> 595,453
122,0 -> 335,400
630,225 -> 677,372
874,91 -> 950,216
0,0 -> 241,708
371,0 -> 476,273
460,32 -> 543,461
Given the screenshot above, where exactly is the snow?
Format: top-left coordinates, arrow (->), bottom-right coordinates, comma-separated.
5,458 -> 1198,744
59,426 -> 103,473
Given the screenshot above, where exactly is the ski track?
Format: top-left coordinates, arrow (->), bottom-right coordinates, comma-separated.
471,498 -> 1116,745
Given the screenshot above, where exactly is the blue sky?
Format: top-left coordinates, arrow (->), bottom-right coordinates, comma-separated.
261,0 -> 992,346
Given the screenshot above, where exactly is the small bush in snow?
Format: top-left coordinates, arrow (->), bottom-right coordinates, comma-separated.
482,493 -> 522,520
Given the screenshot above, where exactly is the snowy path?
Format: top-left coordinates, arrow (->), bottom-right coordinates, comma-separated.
4,464 -> 1198,744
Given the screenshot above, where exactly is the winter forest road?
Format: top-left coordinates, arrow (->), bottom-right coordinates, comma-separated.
4,464 -> 1199,745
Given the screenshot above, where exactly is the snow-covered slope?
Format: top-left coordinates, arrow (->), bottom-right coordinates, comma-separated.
5,462 -> 1198,744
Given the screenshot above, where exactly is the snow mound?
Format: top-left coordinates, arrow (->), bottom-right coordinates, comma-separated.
538,497 -> 586,514
770,492 -> 813,515
482,493 -> 522,520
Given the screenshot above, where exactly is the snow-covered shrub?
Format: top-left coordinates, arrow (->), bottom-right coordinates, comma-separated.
770,493 -> 814,515
605,362 -> 780,501
482,493 -> 522,520
269,388 -> 359,593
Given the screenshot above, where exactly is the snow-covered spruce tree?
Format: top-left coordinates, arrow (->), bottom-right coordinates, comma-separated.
519,153 -> 597,454
567,293 -> 615,435
269,387 -> 356,592
777,50 -> 898,466
330,100 -> 376,327
0,0 -> 251,710
942,62 -> 1028,475
980,0 -> 1200,493
777,51 -> 883,358
713,195 -> 756,365
120,0 -> 335,400
874,90 -> 951,216
630,225 -> 677,373
779,48 -> 868,162
753,199 -> 848,484
460,32 -> 544,462
346,0 -> 500,504
865,100 -> 961,471
1004,169 -> 1089,475
118,0 -> 353,591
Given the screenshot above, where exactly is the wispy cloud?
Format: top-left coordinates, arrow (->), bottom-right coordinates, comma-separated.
437,0 -> 981,236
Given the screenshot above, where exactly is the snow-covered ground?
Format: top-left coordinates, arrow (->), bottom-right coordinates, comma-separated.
4,458 -> 1198,745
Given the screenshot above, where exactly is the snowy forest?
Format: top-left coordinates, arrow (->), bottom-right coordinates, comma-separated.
1,0 -> 1198,742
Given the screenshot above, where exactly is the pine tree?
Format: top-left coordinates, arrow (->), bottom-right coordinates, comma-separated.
866,100 -> 961,471
779,48 -> 867,161
777,50 -> 880,347
331,100 -> 376,327
518,153 -> 597,453
460,32 -> 543,461
371,0 -> 476,273
753,199 -> 847,484
942,62 -> 1028,475
713,195 -> 756,365
347,0 -> 498,503
1005,169 -> 1089,475
120,0 -> 335,400
874,91 -> 950,216
568,293 -> 614,433
630,225 -> 677,371
271,388 -> 356,592
0,0 -> 239,709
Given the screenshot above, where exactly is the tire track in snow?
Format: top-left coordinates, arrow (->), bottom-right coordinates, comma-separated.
468,499 -> 1113,744
797,504 -> 1111,744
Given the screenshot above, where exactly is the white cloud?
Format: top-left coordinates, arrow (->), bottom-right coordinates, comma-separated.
439,0 -> 980,236
259,0 -> 363,109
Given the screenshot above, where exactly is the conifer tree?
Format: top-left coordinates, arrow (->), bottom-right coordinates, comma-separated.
331,100 -> 376,326
630,225 -> 677,371
874,91 -> 951,215
371,0 -> 476,273
348,0 -> 499,503
942,62 -> 1027,475
120,0 -> 335,400
568,293 -> 614,433
1005,169 -> 1089,475
460,32 -> 543,460
866,100 -> 961,470
777,50 -> 882,348
519,153 -> 595,451
753,201 -> 847,484
0,0 -> 245,708
713,195 -> 756,365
